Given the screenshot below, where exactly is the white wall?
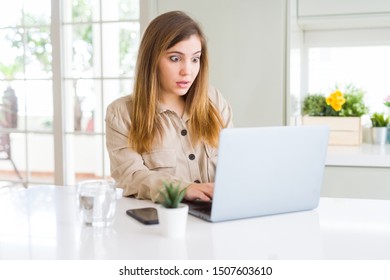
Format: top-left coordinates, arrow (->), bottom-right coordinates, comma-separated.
150,0 -> 288,127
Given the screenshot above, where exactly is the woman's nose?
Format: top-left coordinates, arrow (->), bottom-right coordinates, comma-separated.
179,60 -> 191,75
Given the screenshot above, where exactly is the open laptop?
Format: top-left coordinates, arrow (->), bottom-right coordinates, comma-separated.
187,125 -> 329,222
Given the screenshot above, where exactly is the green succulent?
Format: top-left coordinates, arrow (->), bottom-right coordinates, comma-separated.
370,113 -> 390,127
159,181 -> 187,208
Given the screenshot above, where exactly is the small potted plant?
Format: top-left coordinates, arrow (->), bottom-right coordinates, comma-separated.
370,112 -> 389,145
157,181 -> 188,238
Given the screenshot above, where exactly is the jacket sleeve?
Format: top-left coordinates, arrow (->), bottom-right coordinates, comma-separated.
105,99 -> 191,202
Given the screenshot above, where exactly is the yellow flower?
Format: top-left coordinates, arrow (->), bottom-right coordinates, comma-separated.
326,90 -> 346,111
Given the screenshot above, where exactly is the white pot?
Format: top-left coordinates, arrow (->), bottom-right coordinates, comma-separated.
371,127 -> 388,145
157,203 -> 189,238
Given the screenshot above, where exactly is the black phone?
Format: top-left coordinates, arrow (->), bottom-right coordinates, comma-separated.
126,207 -> 159,225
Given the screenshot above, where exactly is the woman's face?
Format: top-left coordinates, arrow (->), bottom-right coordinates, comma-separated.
158,34 -> 201,100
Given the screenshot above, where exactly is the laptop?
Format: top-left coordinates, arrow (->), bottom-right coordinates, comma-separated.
187,125 -> 329,222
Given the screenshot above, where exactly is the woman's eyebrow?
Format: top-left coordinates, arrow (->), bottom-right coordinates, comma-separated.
166,50 -> 202,55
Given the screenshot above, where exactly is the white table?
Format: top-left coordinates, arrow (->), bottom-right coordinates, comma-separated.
0,185 -> 389,260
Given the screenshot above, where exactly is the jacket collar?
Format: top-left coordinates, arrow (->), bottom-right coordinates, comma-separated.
157,103 -> 190,122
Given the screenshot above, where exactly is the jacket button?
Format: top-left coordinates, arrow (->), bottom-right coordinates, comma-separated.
181,129 -> 187,136
194,180 -> 201,183
188,154 -> 195,160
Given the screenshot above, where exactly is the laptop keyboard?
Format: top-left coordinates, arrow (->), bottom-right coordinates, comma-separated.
193,205 -> 212,214
185,200 -> 212,214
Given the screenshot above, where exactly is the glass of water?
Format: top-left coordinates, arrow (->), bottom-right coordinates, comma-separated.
77,179 -> 117,228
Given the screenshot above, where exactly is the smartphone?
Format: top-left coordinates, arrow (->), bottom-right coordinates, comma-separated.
126,207 -> 159,225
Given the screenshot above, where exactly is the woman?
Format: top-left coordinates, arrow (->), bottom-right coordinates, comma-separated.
105,11 -> 233,202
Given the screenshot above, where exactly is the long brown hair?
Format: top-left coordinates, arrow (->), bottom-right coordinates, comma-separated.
130,11 -> 224,153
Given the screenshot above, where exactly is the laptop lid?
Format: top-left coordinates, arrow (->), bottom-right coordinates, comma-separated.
191,125 -> 329,222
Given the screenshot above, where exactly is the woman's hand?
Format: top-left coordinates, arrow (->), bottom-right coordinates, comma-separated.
184,182 -> 214,202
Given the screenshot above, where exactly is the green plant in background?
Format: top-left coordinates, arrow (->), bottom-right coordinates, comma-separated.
384,95 -> 390,108
0,61 -> 23,80
302,90 -> 345,116
370,112 -> 389,127
159,181 -> 187,209
302,94 -> 328,116
338,84 -> 368,117
302,83 -> 368,117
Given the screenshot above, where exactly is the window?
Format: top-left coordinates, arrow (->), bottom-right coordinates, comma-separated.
308,46 -> 390,115
292,23 -> 390,130
61,0 -> 140,186
0,0 -> 53,186
0,0 -> 140,187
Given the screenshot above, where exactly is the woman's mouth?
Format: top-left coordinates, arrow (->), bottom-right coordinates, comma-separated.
176,81 -> 191,88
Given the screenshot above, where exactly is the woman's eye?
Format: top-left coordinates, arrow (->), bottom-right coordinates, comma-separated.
169,56 -> 180,62
192,57 -> 200,63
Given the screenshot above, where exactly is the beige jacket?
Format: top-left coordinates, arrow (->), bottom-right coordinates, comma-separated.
105,86 -> 233,201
